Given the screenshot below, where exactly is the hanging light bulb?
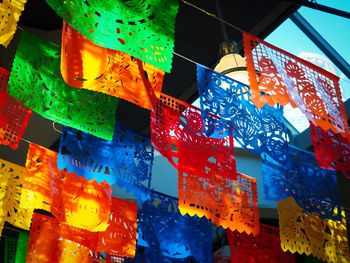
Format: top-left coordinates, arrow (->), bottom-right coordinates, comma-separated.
214,41 -> 249,85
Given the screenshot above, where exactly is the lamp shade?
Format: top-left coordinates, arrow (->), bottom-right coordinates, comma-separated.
214,41 -> 249,84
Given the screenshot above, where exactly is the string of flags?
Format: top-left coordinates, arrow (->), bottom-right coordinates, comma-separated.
0,0 -> 350,262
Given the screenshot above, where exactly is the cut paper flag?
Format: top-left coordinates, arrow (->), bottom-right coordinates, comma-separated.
243,32 -> 349,138
61,197 -> 137,258
0,67 -> 9,90
4,236 -> 17,263
213,252 -> 231,263
106,255 -> 126,263
278,197 -> 350,262
137,191 -> 212,262
304,256 -> 325,263
197,64 -> 288,164
0,67 -> 32,149
95,197 -> 137,258
310,123 -> 350,179
0,159 -> 34,236
46,0 -> 179,72
151,93 -> 236,180
227,224 -> 295,263
262,146 -> 341,220
0,0 -> 28,47
8,30 -> 118,140
126,247 -> 196,263
61,22 -> 165,110
58,124 -> 153,201
178,172 -> 259,235
15,231 -> 29,263
20,143 -> 112,232
27,198 -> 136,260
27,213 -> 93,263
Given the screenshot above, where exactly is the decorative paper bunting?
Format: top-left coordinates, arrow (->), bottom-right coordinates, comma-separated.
26,197 -> 136,259
15,231 -> 30,263
243,32 -> 349,137
197,64 -> 288,164
0,67 -> 32,149
178,172 -> 259,235
90,253 -> 105,263
95,197 -> 137,258
0,0 -> 28,47
310,123 -> 350,179
0,68 -> 9,90
278,197 -> 350,262
59,218 -> 99,250
213,252 -> 230,263
21,143 -> 112,232
262,146 -> 341,220
304,256 -> 325,263
4,236 -> 17,263
106,255 -> 125,263
46,0 -> 179,72
8,31 -> 118,140
137,191 -> 212,262
26,214 -> 92,263
61,22 -> 165,110
59,239 -> 92,263
127,247 -> 194,263
227,224 -> 295,263
0,159 -> 34,236
58,124 -> 153,201
151,93 -> 236,180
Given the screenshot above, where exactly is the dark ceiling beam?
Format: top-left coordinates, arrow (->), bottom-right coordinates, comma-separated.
283,0 -> 350,19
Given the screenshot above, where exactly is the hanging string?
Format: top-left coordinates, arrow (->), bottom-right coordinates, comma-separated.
180,0 -> 350,84
181,0 -> 243,33
173,51 -> 201,65
20,137 -> 32,144
14,121 -> 62,145
14,15 -> 349,84
52,122 -> 63,134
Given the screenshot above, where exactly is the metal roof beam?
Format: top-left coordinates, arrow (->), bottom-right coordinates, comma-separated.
290,11 -> 350,80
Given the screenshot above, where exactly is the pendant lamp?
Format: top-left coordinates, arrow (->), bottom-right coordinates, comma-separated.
214,40 -> 249,85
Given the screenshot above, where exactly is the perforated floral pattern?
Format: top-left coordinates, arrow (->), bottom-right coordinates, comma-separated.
243,32 -> 349,137
197,65 -> 288,164
137,192 -> 212,262
0,67 -> 32,149
46,0 -> 179,72
58,124 -> 153,201
4,236 -> 17,263
0,0 -> 27,47
178,172 -> 259,235
0,159 -> 34,235
310,123 -> 350,179
27,198 -> 137,259
262,146 -> 341,220
96,197 -> 137,258
151,93 -> 236,180
8,30 -> 118,140
15,231 -> 29,263
61,22 -> 164,110
21,143 -> 112,232
27,214 -> 93,263
227,224 -> 295,263
278,197 -> 350,262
